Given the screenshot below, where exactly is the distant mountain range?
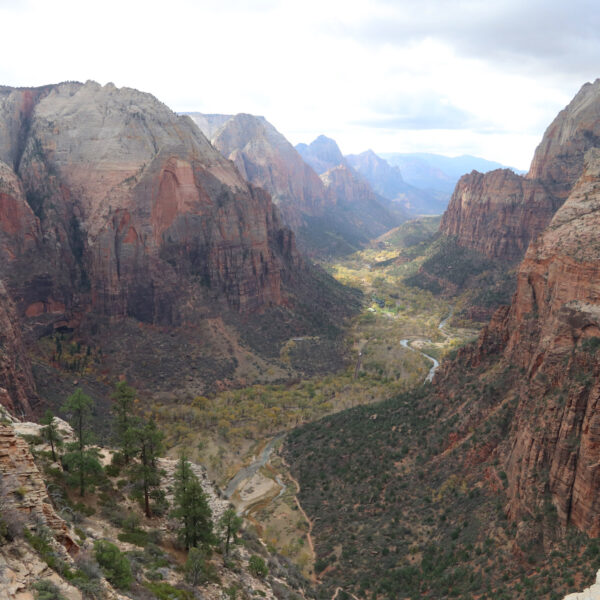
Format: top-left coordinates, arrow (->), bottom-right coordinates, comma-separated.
380,152 -> 525,194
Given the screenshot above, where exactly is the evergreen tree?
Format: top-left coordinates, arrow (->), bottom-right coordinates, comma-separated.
219,507 -> 243,557
40,410 -> 63,462
61,389 -> 103,496
171,454 -> 215,550
111,381 -> 137,464
128,417 -> 165,518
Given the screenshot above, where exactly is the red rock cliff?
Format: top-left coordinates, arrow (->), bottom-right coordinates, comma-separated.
454,148 -> 600,535
0,81 -> 299,329
440,79 -> 600,262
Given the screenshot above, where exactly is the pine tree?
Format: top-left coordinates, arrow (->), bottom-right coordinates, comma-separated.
61,389 -> 103,496
171,454 -> 215,550
219,507 -> 243,557
128,417 -> 165,518
111,381 -> 137,464
40,410 -> 63,462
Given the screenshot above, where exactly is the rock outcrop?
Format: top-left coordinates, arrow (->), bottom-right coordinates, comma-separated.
345,149 -> 444,215
439,169 -> 553,262
196,113 -> 331,231
446,148 -> 600,537
0,82 -> 358,408
440,79 -> 600,262
189,113 -> 404,255
0,281 -> 37,417
295,135 -> 345,175
0,422 -> 75,551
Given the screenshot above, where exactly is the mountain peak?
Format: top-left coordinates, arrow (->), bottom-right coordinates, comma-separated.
296,135 -> 344,174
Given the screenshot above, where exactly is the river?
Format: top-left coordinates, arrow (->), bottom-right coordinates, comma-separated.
400,308 -> 453,383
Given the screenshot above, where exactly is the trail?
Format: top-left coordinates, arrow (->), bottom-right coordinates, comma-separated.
280,454 -> 317,580
332,586 -> 361,600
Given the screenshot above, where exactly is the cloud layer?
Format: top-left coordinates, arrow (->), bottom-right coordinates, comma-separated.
0,0 -> 596,168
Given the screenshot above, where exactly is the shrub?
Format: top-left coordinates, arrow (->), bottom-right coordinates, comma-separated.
248,555 -> 268,579
93,540 -> 133,590
144,582 -> 194,600
33,580 -> 67,600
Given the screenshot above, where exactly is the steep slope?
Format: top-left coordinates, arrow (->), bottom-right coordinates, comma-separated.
295,135 -> 344,175
481,147 -> 600,536
439,79 -> 600,264
200,113 -> 330,231
0,82 -> 359,409
189,113 -> 405,256
0,281 -> 38,418
346,149 -> 447,215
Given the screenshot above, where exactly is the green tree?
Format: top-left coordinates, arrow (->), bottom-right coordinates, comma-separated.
40,410 -> 63,462
94,540 -> 133,589
129,417 -> 165,518
248,555 -> 268,579
111,381 -> 137,464
61,389 -> 103,496
184,546 -> 218,586
171,454 -> 215,550
218,507 -> 242,557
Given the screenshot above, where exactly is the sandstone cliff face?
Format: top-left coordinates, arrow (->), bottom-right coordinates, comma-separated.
451,149 -> 600,536
189,114 -> 404,255
439,79 -> 600,262
295,135 -> 345,175
0,282 -> 37,418
320,164 -> 404,240
439,169 -> 555,262
0,81 -> 357,408
207,113 -> 331,230
0,82 -> 302,326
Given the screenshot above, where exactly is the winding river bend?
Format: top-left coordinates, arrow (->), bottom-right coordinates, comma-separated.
224,433 -> 285,500
400,308 -> 453,383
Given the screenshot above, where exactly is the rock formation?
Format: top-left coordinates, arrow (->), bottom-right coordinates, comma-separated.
194,113 -> 331,231
440,79 -> 600,263
0,422 -> 75,552
345,149 -> 444,215
0,82 -> 358,410
0,281 -> 38,417
443,148 -> 600,537
295,135 -> 345,175
188,113 -> 404,255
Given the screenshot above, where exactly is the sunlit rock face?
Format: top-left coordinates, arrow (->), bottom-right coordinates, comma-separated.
440,79 -> 600,263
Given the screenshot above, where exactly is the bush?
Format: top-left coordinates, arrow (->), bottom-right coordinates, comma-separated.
185,546 -> 219,586
248,555 -> 268,579
33,580 -> 67,600
94,540 -> 133,590
144,582 -> 194,600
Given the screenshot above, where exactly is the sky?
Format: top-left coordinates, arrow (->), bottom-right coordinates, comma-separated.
1,0 -> 599,169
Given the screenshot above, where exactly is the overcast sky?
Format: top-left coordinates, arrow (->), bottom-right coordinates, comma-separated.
1,0 -> 598,169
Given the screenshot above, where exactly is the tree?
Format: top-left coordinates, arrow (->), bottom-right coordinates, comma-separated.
94,540 -> 133,589
218,507 -> 243,557
248,555 -> 268,579
61,389 -> 103,496
128,417 -> 165,518
111,381 -> 137,464
40,410 -> 63,462
171,454 -> 215,550
184,546 -> 218,586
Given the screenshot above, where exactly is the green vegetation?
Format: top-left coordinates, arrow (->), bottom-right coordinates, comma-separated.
94,540 -> 133,590
171,454 -> 215,549
219,507 -> 243,557
60,389 -> 103,497
40,410 -> 63,462
128,417 -> 166,518
248,555 -> 268,579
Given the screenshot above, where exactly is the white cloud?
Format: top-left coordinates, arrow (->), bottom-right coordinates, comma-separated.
0,0 -> 594,169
